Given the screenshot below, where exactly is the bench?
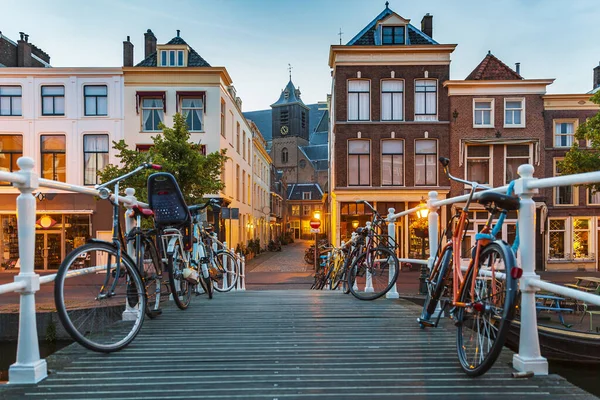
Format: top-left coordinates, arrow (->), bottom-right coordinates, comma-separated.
536,294 -> 574,327
565,283 -> 596,292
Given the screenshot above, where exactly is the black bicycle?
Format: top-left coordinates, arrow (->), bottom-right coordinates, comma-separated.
54,163 -> 161,353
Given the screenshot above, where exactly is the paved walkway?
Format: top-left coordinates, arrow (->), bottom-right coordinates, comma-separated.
0,291 -> 594,399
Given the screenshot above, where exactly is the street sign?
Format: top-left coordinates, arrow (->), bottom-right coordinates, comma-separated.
310,228 -> 321,234
221,207 -> 239,220
310,219 -> 321,229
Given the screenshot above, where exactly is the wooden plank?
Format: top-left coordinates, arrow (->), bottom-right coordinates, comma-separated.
0,290 -> 596,399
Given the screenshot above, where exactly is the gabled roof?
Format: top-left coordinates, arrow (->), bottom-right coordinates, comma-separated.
271,80 -> 308,108
347,5 -> 437,46
466,52 -> 522,80
287,183 -> 324,201
135,34 -> 211,67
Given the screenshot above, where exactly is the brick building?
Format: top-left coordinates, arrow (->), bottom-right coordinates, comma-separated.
329,4 -> 455,258
0,32 -> 50,68
445,52 -> 554,270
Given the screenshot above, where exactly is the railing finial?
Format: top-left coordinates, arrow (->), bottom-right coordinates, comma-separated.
517,164 -> 534,179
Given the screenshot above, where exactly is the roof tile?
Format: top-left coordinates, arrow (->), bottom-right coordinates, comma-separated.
466,53 -> 522,80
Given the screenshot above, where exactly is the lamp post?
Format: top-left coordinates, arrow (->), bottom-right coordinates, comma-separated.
311,211 -> 321,270
416,201 -> 429,295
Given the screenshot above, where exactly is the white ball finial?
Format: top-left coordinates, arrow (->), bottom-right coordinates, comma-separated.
125,187 -> 136,196
517,164 -> 534,179
17,156 -> 34,171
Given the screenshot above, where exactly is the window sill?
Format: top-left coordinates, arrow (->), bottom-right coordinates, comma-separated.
84,114 -> 109,118
473,125 -> 494,129
347,119 -> 372,122
189,130 -> 205,133
140,130 -> 163,133
547,258 -> 596,263
553,203 -> 576,207
503,124 -> 526,129
41,114 -> 66,117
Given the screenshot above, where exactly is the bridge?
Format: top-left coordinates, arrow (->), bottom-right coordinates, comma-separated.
1,291 -> 592,399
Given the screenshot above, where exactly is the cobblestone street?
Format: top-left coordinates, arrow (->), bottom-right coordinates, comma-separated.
245,240 -> 315,290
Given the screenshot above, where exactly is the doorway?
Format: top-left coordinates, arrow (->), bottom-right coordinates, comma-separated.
35,231 -> 62,270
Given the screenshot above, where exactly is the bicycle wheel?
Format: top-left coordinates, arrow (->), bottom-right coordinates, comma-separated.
329,258 -> 346,290
212,250 -> 239,292
348,246 -> 399,300
167,241 -> 192,310
456,242 -> 518,376
54,242 -> 145,353
419,247 -> 452,326
141,238 -> 163,319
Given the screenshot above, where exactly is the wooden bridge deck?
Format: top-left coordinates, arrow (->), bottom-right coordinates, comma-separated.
0,290 -> 596,399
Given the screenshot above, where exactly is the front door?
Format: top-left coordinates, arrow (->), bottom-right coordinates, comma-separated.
35,232 -> 62,270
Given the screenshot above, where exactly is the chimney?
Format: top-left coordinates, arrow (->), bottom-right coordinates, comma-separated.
123,36 -> 134,67
144,29 -> 156,59
17,32 -> 32,67
421,14 -> 433,39
594,62 -> 600,89
515,62 -> 521,76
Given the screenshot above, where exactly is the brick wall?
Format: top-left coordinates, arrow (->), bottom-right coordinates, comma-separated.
0,37 -> 17,67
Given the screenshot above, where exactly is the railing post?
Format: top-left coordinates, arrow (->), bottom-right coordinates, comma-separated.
9,157 -> 47,384
231,248 -> 238,292
122,188 -> 140,320
240,254 -> 246,291
364,221 -> 374,293
427,191 -> 443,318
512,164 -> 548,375
386,208 -> 399,299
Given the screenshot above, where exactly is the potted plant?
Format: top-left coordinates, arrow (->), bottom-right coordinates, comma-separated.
410,218 -> 429,238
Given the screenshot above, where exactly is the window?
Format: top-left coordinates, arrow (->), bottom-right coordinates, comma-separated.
382,26 -> 405,45
84,85 -> 107,116
381,80 -> 403,121
248,173 -> 251,206
301,111 -> 306,129
553,159 -> 574,205
302,192 -> 311,200
236,164 -> 240,201
0,86 -> 22,116
282,147 -> 289,164
220,99 -> 226,138
242,173 -> 246,203
348,80 -> 370,121
41,86 -> 65,116
348,139 -> 370,186
473,99 -> 493,127
549,218 -> 592,260
242,131 -> 246,160
505,99 -> 524,127
588,190 -> 600,205
415,139 -> 437,186
141,98 -> 164,131
0,135 -> 22,185
41,135 -> 66,182
381,139 -> 403,186
414,80 -> 437,121
236,123 -> 240,153
181,97 -> 203,131
83,134 -> 109,185
160,50 -> 185,67
505,144 -> 530,183
554,121 -> 575,147
303,205 -> 311,216
465,145 -> 491,185
248,138 -> 251,161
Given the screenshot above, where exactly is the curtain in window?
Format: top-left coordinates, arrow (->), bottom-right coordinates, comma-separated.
84,135 -> 109,185
381,81 -> 403,121
348,81 -> 369,121
142,99 -> 163,131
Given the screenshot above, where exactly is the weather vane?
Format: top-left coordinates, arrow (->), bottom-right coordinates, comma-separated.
288,63 -> 293,80
338,28 -> 344,45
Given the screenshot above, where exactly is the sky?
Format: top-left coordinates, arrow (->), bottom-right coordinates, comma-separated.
1,0 -> 599,111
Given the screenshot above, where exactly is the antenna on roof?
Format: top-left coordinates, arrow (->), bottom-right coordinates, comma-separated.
338,28 -> 344,45
288,63 -> 293,80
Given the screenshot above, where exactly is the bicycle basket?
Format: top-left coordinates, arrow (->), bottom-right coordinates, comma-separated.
147,172 -> 190,227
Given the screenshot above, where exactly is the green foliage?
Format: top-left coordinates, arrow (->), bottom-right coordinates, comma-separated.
560,91 -> 600,192
97,113 -> 228,204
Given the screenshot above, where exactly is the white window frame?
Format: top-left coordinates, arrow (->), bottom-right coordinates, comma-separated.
504,144 -> 532,184
180,97 -> 204,132
473,98 -> 494,128
302,192 -> 311,200
548,217 -> 567,260
588,189 -> 600,206
548,217 -> 595,261
140,97 -> 164,132
381,139 -> 404,186
414,79 -> 438,121
553,158 -> 576,206
160,49 -> 185,67
504,98 -> 525,128
464,145 -> 492,186
347,79 -> 371,121
553,119 -> 578,148
347,139 -> 371,187
380,79 -> 404,121
414,139 -> 438,186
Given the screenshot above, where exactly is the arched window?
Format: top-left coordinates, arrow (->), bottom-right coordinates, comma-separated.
282,147 -> 289,164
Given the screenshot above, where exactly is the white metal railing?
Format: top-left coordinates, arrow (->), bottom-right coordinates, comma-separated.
384,163 -> 600,375
0,157 -> 237,385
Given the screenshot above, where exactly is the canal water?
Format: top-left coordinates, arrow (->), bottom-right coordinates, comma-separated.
0,341 -> 598,396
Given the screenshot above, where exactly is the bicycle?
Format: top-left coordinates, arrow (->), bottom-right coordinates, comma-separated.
347,201 -> 400,300
54,163 -> 161,353
417,157 -> 522,376
201,228 -> 240,293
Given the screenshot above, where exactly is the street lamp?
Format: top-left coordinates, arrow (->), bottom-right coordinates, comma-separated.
312,210 -> 321,270
417,199 -> 429,295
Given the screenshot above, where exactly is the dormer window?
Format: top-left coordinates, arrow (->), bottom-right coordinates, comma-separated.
160,49 -> 185,67
382,26 -> 405,45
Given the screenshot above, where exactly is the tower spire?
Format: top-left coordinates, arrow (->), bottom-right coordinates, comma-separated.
288,63 -> 293,80
338,28 -> 344,45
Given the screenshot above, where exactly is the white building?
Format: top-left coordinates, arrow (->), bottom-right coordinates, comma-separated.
122,30 -> 255,250
248,120 -> 271,248
0,67 -> 124,269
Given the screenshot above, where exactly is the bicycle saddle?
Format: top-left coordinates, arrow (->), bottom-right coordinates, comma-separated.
477,192 -> 520,211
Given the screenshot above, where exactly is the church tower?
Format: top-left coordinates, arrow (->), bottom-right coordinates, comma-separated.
271,80 -> 310,141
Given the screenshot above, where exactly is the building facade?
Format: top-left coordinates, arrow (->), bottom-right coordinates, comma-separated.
0,67 -> 124,269
329,5 -> 454,258
122,30 -> 255,250
248,120 -> 271,248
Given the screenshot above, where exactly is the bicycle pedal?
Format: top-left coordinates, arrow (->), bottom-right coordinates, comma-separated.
417,318 -> 436,328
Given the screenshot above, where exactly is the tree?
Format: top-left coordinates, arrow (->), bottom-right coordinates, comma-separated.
559,91 -> 600,192
98,113 -> 228,204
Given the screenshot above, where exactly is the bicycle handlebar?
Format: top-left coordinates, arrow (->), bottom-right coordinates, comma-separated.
96,163 -> 162,200
438,157 -> 492,191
